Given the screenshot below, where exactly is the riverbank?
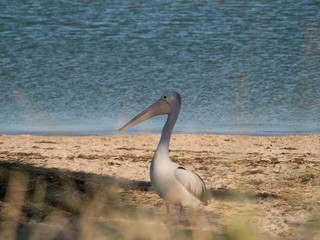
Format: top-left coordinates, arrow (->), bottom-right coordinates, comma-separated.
0,134 -> 319,239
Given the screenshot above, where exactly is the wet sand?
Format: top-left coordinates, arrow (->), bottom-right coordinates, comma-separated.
0,134 -> 319,239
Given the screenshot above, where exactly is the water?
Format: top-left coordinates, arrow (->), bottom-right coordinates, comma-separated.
1,0 -> 320,136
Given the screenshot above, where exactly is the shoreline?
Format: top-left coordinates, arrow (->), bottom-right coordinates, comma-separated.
1,130 -> 320,137
1,122 -> 320,137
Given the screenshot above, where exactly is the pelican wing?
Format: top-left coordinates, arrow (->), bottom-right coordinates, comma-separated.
174,167 -> 208,204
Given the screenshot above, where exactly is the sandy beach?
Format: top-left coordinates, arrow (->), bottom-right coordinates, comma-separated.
0,134 -> 319,239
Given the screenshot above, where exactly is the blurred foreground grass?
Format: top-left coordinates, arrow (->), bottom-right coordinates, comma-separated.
0,162 -> 219,240
0,161 -> 319,240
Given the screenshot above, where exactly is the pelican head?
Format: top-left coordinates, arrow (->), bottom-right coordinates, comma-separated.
118,91 -> 182,132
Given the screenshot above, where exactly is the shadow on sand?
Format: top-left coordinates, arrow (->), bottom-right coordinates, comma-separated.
0,161 -> 281,240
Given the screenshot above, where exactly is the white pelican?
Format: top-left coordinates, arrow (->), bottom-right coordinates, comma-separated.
119,91 -> 208,223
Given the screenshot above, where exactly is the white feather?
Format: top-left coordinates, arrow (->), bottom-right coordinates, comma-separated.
174,167 -> 208,204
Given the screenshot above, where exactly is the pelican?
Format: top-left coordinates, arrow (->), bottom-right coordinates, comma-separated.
118,91 -> 207,223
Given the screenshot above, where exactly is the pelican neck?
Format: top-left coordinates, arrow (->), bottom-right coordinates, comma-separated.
156,107 -> 180,154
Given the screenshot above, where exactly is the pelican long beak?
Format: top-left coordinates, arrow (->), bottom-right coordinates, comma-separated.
118,99 -> 171,132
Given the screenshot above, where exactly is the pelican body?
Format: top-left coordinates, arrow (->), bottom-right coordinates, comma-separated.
119,91 -> 207,222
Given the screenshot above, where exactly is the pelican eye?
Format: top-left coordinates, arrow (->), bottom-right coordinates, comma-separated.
162,95 -> 167,100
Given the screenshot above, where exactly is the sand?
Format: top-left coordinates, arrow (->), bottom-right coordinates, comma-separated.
0,134 -> 319,239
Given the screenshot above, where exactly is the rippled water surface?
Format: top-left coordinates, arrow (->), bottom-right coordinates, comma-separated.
1,1 -> 319,135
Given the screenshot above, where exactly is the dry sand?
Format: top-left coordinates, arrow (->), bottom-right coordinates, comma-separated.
0,134 -> 319,239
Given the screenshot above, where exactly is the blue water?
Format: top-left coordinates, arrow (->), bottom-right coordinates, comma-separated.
1,1 -> 320,136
